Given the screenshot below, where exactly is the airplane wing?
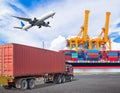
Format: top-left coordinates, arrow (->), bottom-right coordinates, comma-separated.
12,16 -> 32,22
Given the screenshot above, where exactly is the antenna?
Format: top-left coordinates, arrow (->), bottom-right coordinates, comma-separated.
42,41 -> 44,49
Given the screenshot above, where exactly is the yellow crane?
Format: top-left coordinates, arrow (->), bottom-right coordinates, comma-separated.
90,12 -> 111,50
66,10 -> 90,52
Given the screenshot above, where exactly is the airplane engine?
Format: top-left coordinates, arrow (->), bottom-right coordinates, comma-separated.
39,26 -> 41,28
34,17 -> 37,21
47,21 -> 50,24
43,22 -> 50,27
32,17 -> 38,24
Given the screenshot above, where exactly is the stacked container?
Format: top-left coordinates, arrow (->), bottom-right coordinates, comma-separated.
86,50 -> 99,61
71,50 -> 78,61
107,51 -> 118,61
78,50 -> 85,61
59,50 -> 72,61
119,51 -> 120,61
99,51 -> 108,61
60,49 -> 120,62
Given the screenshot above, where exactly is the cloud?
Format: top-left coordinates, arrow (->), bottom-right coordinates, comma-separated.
112,42 -> 120,50
49,35 -> 66,51
0,0 -> 120,50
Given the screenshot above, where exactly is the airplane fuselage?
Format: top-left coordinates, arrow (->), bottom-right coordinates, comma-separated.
34,11 -> 55,26
22,24 -> 32,31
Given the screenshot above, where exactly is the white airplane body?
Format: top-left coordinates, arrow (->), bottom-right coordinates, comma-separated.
13,11 -> 55,31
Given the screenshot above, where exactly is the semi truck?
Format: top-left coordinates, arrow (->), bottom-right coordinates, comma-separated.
0,43 -> 74,90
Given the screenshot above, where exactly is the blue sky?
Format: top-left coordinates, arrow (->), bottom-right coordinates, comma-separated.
0,0 -> 120,50
17,0 -> 60,9
0,0 -> 120,72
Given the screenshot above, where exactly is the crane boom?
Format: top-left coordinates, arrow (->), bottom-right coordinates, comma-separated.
83,10 -> 90,41
104,12 -> 111,42
90,11 -> 111,50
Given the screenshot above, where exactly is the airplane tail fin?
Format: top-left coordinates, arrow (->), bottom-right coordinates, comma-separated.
21,21 -> 25,28
14,21 -> 25,30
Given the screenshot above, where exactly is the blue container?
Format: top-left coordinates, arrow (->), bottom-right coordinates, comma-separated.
108,53 -> 118,56
87,58 -> 99,61
99,54 -> 102,58
118,58 -> 120,61
65,52 -> 71,56
78,52 -> 84,55
72,53 -> 78,56
78,58 -> 84,61
98,53 -> 101,58
88,50 -> 99,53
84,53 -> 88,60
78,55 -> 84,58
71,50 -> 76,53
118,52 -> 120,56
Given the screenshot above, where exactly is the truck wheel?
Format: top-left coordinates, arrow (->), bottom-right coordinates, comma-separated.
53,77 -> 57,84
28,79 -> 35,89
57,75 -> 62,84
20,79 -> 28,90
61,75 -> 66,83
69,76 -> 73,81
15,79 -> 21,89
53,75 -> 62,84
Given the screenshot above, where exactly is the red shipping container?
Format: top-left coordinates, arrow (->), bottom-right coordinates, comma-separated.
88,55 -> 98,58
72,58 -> 78,61
107,57 -> 118,61
100,51 -> 107,54
88,53 -> 98,56
65,56 -> 72,60
88,54 -> 98,56
0,44 -> 65,77
59,50 -> 71,53
83,49 -> 88,53
100,52 -> 108,57
88,53 -> 98,57
107,50 -> 119,53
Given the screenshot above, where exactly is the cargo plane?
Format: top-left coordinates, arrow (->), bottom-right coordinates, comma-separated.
12,11 -> 55,31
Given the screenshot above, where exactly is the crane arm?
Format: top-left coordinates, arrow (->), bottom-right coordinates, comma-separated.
104,12 -> 111,42
77,26 -> 84,37
83,10 -> 90,41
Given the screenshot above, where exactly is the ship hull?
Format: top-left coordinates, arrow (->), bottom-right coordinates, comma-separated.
67,62 -> 120,69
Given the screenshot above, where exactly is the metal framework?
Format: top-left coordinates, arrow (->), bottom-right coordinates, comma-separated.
66,10 -> 90,52
66,10 -> 111,52
90,12 -> 111,50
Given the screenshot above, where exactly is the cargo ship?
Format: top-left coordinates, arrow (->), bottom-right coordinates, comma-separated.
60,50 -> 120,68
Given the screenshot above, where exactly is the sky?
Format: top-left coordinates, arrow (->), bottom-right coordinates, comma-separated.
0,0 -> 120,51
1,0 -> 120,72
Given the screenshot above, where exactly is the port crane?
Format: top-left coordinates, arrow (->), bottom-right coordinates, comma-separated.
90,12 -> 111,50
66,10 -> 90,52
66,10 -> 111,52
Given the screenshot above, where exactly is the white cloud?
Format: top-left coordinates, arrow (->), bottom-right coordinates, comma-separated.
0,0 -> 120,50
49,35 -> 66,51
112,42 -> 120,50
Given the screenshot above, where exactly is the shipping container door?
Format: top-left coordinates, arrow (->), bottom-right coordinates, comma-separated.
0,45 -> 13,76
